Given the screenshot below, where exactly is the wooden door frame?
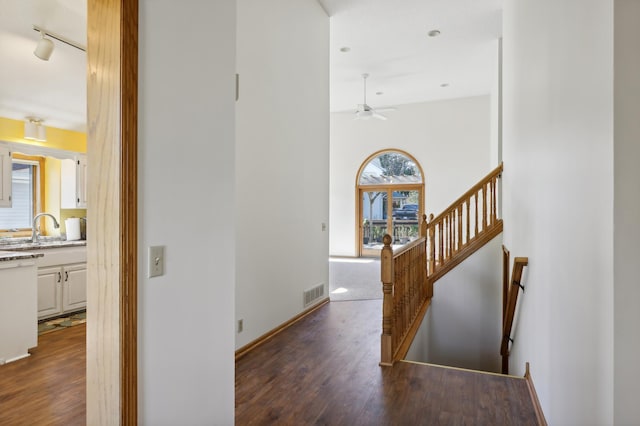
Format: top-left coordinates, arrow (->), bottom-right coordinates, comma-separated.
354,149 -> 426,257
357,185 -> 424,257
87,0 -> 138,424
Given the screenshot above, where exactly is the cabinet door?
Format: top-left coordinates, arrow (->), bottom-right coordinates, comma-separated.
76,155 -> 87,208
62,263 -> 87,312
0,146 -> 11,208
38,266 -> 63,319
60,156 -> 88,209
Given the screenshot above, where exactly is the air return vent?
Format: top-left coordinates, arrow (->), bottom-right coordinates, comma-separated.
304,283 -> 325,307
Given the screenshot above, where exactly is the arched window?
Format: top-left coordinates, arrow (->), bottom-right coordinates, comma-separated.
356,150 -> 424,256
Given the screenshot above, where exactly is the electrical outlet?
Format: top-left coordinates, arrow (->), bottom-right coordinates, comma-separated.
237,319 -> 244,333
148,246 -> 165,278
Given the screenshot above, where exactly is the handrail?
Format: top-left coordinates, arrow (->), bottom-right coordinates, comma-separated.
501,256 -> 528,374
426,163 -> 503,282
380,163 -> 505,367
380,232 -> 429,366
429,163 -> 504,225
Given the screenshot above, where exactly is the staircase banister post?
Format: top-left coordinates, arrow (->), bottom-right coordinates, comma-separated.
380,234 -> 394,366
426,214 -> 435,277
420,213 -> 428,238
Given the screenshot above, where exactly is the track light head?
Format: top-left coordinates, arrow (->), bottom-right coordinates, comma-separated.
24,118 -> 47,142
34,31 -> 54,61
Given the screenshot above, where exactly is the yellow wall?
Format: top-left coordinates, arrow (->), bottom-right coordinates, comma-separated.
0,116 -> 87,236
0,116 -> 86,153
60,209 -> 87,235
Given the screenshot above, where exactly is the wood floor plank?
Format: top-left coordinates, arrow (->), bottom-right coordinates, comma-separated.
0,325 -> 85,425
0,300 -> 539,425
236,300 -> 539,425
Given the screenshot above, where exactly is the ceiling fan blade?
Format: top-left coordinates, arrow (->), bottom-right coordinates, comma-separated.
356,110 -> 374,120
375,106 -> 397,112
372,111 -> 388,120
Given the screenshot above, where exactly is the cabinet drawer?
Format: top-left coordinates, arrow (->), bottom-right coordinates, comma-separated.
36,247 -> 87,268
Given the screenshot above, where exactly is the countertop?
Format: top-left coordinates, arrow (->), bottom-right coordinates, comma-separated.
0,238 -> 86,262
0,250 -> 44,262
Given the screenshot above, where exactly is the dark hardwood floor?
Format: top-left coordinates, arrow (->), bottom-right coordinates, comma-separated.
0,324 -> 85,426
236,300 -> 538,425
0,301 -> 538,425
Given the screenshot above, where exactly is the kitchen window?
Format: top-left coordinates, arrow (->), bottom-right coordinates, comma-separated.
0,155 -> 42,232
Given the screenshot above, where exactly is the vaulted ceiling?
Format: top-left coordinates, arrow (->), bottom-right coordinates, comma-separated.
0,0 -> 501,133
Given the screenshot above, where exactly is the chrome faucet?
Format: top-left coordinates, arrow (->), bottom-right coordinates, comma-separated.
32,213 -> 60,243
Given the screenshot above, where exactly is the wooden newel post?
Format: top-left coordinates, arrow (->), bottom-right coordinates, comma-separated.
420,213 -> 428,238
380,234 -> 394,366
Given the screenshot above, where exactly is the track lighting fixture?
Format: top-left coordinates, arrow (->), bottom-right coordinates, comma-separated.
34,31 -> 54,60
24,118 -> 47,142
32,25 -> 86,61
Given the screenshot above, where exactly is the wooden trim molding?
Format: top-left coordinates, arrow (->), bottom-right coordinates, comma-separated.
235,298 -> 330,361
524,362 -> 548,426
87,0 -> 138,424
0,153 -> 45,235
354,149 -> 426,257
119,0 -> 138,423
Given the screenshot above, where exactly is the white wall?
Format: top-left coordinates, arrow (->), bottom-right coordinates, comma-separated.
330,96 -> 492,257
614,0 -> 640,423
502,0 -> 614,424
490,38 -> 502,168
406,235 -> 503,373
138,1 -> 236,423
235,0 -> 329,348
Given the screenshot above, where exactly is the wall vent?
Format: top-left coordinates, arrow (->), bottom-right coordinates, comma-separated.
304,283 -> 325,307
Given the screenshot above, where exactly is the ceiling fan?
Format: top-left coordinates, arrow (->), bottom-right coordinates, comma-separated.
355,73 -> 396,120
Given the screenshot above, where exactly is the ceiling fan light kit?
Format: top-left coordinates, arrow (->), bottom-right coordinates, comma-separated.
354,73 -> 395,121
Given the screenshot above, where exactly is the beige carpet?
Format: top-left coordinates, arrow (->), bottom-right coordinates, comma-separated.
329,257 -> 382,301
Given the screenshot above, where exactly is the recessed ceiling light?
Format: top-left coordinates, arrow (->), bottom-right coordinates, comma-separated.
339,46 -> 351,53
428,29 -> 441,37
376,91 -> 384,95
440,83 -> 449,87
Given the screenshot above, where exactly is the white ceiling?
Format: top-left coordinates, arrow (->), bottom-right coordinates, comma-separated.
0,0 -> 502,132
320,0 -> 503,113
0,0 -> 86,131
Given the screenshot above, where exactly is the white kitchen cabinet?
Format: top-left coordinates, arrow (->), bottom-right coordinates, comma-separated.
37,266 -> 63,319
0,146 -> 12,208
61,155 -> 87,208
0,258 -> 37,363
37,263 -> 86,319
62,263 -> 87,312
36,246 -> 87,320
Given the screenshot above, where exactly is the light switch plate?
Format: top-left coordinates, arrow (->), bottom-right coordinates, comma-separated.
148,246 -> 164,278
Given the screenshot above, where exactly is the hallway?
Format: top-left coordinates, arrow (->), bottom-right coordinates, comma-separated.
329,256 -> 381,301
235,299 -> 539,425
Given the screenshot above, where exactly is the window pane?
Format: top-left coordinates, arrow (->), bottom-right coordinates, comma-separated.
359,152 -> 422,185
0,163 -> 34,229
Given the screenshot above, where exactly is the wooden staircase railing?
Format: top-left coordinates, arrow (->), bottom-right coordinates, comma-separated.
501,256 -> 528,374
380,163 -> 506,367
380,232 -> 430,366
426,163 -> 504,284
